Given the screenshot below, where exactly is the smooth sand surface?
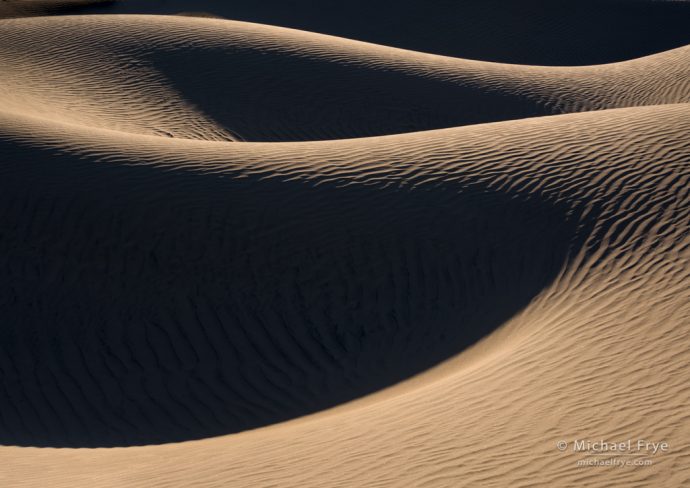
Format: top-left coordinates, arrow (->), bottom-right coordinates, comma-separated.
0,2 -> 689,487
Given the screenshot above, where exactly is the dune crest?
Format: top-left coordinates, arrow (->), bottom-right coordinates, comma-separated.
74,0 -> 690,65
1,15 -> 688,141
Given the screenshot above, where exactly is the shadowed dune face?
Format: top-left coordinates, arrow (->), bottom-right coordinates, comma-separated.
150,45 -> 547,141
0,128 -> 588,446
75,0 -> 690,65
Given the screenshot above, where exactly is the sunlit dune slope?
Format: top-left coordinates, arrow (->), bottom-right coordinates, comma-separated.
1,15 -> 688,141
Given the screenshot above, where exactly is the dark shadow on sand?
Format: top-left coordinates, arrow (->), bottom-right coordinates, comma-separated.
0,139 -> 597,447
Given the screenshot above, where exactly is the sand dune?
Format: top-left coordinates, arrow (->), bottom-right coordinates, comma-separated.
75,0 -> 690,65
2,15 -> 689,141
1,4 -> 689,488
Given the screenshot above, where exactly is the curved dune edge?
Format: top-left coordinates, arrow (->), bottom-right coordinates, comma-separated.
0,105 -> 596,447
0,15 -> 688,141
61,0 -> 690,66
1,103 -> 689,485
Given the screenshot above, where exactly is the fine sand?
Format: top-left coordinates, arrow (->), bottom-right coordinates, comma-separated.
1,2 -> 689,487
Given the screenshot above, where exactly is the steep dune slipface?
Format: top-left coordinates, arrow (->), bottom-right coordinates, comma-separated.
1,16 -> 688,141
0,6 -> 689,488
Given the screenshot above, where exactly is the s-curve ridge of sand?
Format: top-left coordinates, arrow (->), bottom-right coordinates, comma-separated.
0,8 -> 689,488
